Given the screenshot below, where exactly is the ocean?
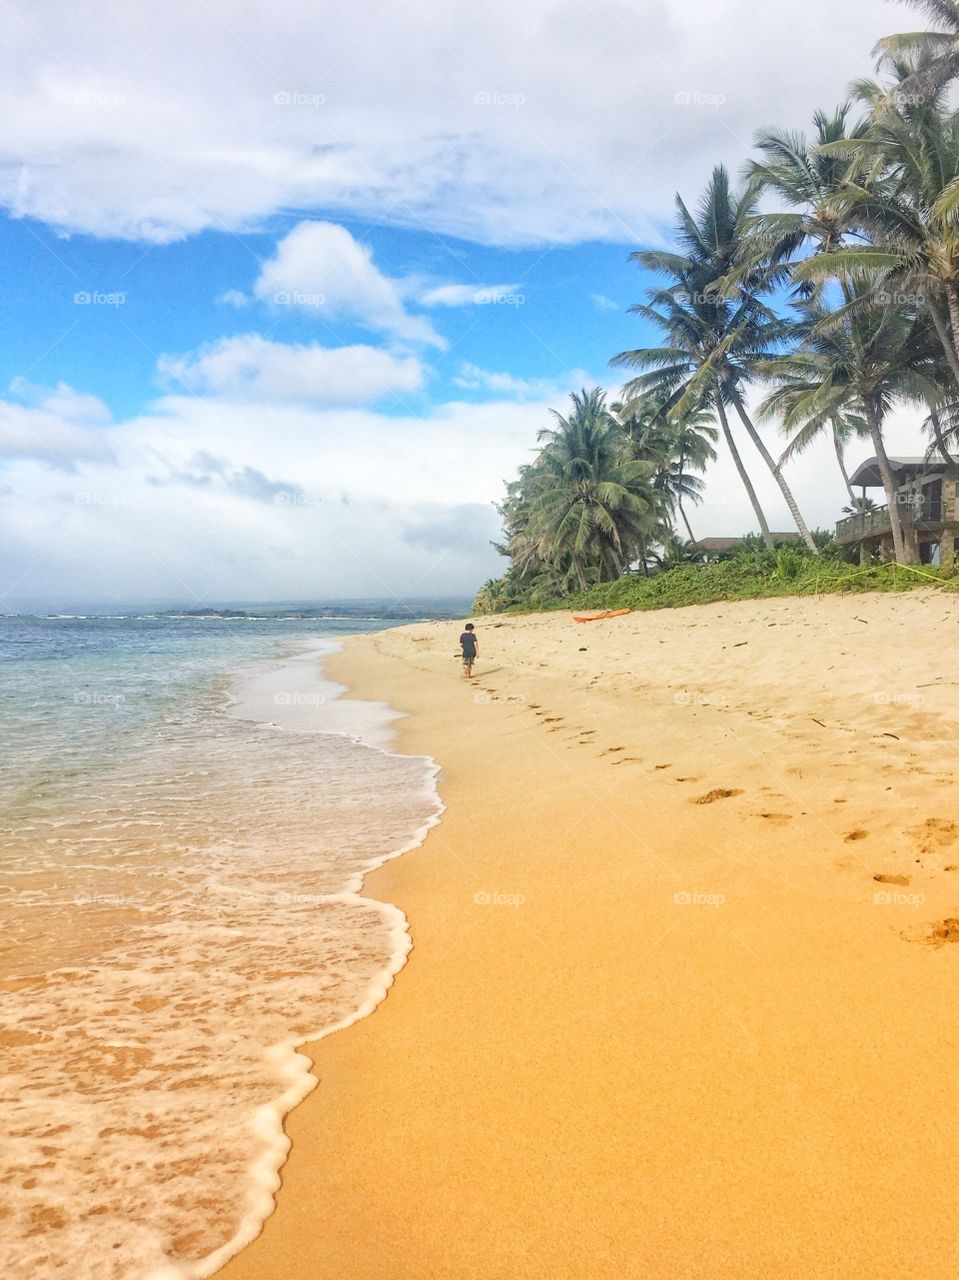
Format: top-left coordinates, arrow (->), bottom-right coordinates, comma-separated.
0,606 -> 457,1278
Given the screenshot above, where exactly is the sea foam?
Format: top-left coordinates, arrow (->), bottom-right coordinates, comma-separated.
0,642 -> 441,1278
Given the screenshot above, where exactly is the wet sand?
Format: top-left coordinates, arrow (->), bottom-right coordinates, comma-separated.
219,591 -> 959,1279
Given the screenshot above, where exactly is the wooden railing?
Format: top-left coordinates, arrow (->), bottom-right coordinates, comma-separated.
836,498 -> 944,544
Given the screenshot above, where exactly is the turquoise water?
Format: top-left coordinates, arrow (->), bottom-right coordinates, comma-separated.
0,608 -> 459,816
0,607 -> 453,1279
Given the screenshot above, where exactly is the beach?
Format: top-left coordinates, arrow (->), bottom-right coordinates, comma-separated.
219,590 -> 959,1280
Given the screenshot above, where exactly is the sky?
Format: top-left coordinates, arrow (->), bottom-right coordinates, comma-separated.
0,0 -> 933,606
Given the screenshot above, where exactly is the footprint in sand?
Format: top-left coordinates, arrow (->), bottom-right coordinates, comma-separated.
844,829 -> 869,843
908,818 -> 959,856
873,873 -> 910,886
653,763 -> 672,771
601,746 -> 625,756
927,918 -> 959,947
758,812 -> 793,825
694,788 -> 744,805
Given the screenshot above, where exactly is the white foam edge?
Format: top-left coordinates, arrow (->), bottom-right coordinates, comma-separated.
145,641 -> 445,1280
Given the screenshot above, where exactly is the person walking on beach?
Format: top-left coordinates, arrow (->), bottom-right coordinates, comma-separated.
459,622 -> 478,678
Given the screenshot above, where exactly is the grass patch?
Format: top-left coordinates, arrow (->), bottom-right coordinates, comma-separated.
479,553 -> 959,615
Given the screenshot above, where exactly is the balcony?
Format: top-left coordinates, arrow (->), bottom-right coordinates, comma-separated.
836,497 -> 944,545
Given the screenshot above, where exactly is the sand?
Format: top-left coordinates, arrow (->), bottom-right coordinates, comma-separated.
219,590 -> 959,1280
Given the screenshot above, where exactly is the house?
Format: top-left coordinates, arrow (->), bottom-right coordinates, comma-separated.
694,534 -> 802,562
834,456 -> 959,564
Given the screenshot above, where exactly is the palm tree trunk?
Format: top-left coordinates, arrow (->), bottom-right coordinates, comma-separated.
930,301 -> 959,391
864,399 -> 909,564
641,535 -> 653,576
944,287 -> 959,382
715,399 -> 775,551
678,500 -> 696,543
832,424 -> 857,505
928,405 -> 959,477
728,388 -> 819,555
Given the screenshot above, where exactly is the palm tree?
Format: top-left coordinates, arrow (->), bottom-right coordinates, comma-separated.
757,288 -> 942,563
873,0 -> 959,99
612,396 -> 717,542
760,361 -> 872,502
612,166 -> 819,553
520,388 -> 661,591
794,86 -> 959,386
739,104 -> 870,295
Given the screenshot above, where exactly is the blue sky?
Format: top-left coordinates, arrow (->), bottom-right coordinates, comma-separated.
0,213 -> 639,419
0,0 -> 930,604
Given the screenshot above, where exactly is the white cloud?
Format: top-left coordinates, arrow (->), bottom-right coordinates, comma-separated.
0,375 -> 937,603
0,387 -> 546,601
218,289 -> 249,308
155,334 -> 426,404
0,0 -> 898,247
453,362 -> 595,400
420,283 -> 522,307
9,379 -> 112,423
0,382 -> 114,471
252,221 -> 444,347
591,293 -> 620,312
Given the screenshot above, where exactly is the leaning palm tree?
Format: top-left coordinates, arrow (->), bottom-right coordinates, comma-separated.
612,166 -> 819,553
873,0 -> 959,99
795,83 -> 959,387
524,388 -> 662,590
757,288 -> 942,563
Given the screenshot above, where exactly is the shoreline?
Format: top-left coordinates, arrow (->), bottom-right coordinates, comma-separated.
189,641 -> 444,1279
219,593 -> 959,1279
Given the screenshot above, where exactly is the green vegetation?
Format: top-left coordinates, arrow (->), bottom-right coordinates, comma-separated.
476,546 -> 957,616
477,0 -> 959,613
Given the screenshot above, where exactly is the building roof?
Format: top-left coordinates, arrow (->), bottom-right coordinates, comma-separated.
696,534 -> 801,551
847,455 -> 954,488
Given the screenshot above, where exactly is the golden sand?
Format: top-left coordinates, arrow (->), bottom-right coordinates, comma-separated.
220,592 -> 959,1279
